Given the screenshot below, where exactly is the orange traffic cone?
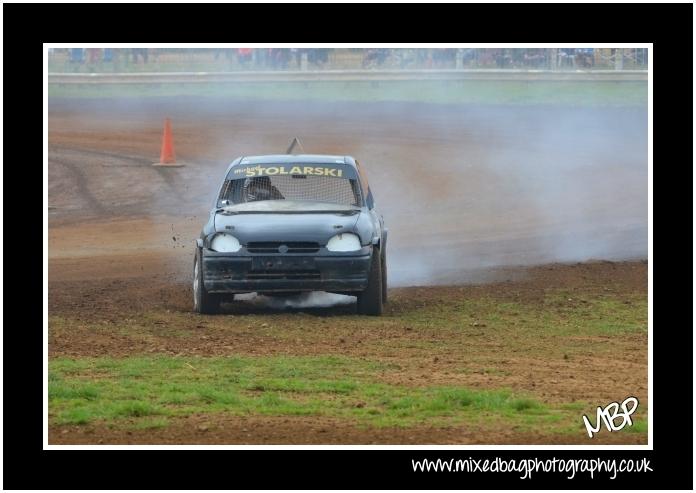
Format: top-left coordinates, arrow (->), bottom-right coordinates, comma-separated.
153,118 -> 183,167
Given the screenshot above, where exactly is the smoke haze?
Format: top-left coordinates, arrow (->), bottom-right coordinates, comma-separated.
48,82 -> 648,291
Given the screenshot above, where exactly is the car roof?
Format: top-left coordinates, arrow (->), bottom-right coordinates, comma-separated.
237,154 -> 356,166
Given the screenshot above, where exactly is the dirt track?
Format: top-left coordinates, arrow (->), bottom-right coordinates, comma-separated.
48,97 -> 648,444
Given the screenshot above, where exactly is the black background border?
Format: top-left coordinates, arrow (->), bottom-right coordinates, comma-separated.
3,2 -> 692,490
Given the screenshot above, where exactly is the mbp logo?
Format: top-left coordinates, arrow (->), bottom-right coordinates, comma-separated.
582,396 -> 639,438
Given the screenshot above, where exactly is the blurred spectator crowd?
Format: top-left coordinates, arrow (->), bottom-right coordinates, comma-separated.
49,48 -> 648,71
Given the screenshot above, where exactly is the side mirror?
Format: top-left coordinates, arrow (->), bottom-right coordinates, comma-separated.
220,199 -> 230,207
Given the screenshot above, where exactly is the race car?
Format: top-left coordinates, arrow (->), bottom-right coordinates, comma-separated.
193,153 -> 387,315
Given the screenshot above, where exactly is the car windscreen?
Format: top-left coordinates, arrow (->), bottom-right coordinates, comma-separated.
218,164 -> 362,207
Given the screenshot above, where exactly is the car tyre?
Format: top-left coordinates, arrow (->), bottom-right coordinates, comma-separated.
381,248 -> 388,304
357,248 -> 383,316
193,248 -> 220,314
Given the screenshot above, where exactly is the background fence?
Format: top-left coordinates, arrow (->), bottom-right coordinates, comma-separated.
48,48 -> 648,74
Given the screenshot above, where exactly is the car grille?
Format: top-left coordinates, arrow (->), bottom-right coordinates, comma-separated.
246,270 -> 321,280
246,241 -> 321,254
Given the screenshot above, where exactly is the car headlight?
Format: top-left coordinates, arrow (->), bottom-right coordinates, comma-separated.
326,233 -> 362,252
210,233 -> 241,253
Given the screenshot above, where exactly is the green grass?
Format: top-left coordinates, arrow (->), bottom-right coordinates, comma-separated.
47,80 -> 647,106
49,355 -> 579,430
539,292 -> 648,335
389,289 -> 647,341
48,280 -> 648,438
131,417 -> 170,430
625,418 -> 648,434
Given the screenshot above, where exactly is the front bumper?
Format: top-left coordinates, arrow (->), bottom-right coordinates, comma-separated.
202,246 -> 372,294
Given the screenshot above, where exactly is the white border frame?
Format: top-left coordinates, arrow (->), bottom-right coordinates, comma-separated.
43,42 -> 652,451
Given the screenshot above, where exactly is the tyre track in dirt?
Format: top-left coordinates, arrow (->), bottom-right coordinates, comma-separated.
50,145 -> 153,166
47,145 -> 208,224
49,156 -> 105,214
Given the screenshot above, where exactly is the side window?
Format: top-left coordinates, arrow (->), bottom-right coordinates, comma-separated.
217,179 -> 232,206
355,160 -> 369,195
355,160 -> 374,209
349,180 -> 362,207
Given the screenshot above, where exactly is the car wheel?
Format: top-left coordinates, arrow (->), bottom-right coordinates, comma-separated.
357,247 -> 383,316
193,248 -> 220,314
381,249 -> 388,304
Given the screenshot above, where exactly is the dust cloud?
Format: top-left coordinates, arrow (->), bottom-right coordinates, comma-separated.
366,103 -> 648,286
49,79 -> 648,291
234,291 -> 355,309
